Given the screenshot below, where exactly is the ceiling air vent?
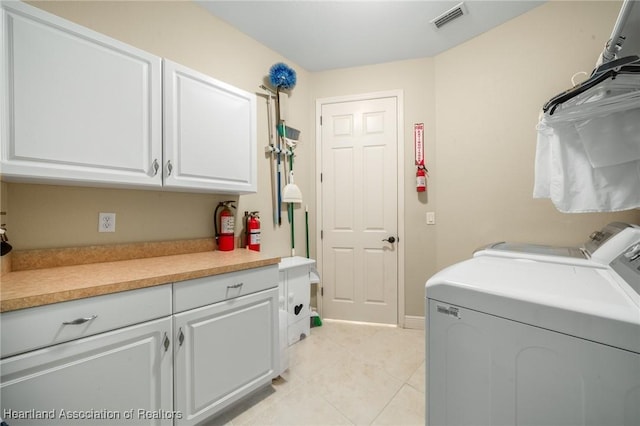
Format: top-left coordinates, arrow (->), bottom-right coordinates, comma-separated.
431,2 -> 467,29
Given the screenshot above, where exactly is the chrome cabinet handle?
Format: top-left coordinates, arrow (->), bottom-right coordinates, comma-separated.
62,315 -> 97,325
166,160 -> 173,176
162,332 -> 170,352
151,159 -> 159,176
227,283 -> 243,289
178,328 -> 184,346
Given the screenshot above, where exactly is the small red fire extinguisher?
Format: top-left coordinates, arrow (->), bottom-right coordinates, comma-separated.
246,211 -> 261,251
416,166 -> 427,193
214,201 -> 236,251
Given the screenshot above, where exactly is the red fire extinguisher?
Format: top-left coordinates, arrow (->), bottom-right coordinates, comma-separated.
416,166 -> 427,193
214,201 -> 236,251
246,211 -> 261,251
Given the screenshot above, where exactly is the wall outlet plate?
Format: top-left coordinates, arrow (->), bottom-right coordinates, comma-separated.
98,212 -> 116,232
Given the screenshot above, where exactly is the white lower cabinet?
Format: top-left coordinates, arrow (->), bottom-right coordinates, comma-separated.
0,316 -> 173,425
0,266 -> 279,426
172,267 -> 279,426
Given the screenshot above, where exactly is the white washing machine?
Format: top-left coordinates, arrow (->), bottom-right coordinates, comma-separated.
474,222 -> 640,267
425,236 -> 640,426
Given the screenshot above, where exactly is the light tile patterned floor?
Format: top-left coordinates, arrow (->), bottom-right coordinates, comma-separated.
208,320 -> 426,426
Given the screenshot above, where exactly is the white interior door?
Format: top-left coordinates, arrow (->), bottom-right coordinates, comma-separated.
320,95 -> 399,324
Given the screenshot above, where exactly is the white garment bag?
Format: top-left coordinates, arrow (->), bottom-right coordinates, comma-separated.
534,73 -> 640,212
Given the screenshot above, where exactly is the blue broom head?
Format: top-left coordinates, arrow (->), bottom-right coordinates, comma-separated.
269,62 -> 297,90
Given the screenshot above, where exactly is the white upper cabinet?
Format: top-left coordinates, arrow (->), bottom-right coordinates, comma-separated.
1,2 -> 257,194
0,1 -> 163,188
163,60 -> 257,193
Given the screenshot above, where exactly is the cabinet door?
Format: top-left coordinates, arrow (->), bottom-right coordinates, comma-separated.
163,60 -> 257,193
0,2 -> 162,188
174,288 -> 278,425
0,317 -> 173,425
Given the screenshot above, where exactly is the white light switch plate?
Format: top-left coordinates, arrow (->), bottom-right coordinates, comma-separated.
426,212 -> 435,225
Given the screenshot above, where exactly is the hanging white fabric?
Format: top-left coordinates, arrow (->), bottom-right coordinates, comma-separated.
534,74 -> 640,213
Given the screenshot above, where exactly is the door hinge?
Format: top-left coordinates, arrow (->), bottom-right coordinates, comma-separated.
320,173 -> 323,183
321,230 -> 323,239
321,287 -> 324,296
320,116 -> 323,126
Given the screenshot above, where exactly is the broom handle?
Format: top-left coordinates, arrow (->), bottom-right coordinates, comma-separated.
275,87 -> 282,226
267,95 -> 278,226
289,203 -> 295,257
305,205 -> 309,258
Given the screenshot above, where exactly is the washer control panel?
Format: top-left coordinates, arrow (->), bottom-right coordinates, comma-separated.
584,222 -> 632,256
610,242 -> 640,296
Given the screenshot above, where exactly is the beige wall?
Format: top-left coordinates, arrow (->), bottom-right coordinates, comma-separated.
434,0 -> 639,269
3,1 -> 639,318
312,1 -> 639,316
6,0 -> 313,259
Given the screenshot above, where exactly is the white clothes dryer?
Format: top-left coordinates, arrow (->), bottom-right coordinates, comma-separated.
474,222 -> 640,267
425,238 -> 640,426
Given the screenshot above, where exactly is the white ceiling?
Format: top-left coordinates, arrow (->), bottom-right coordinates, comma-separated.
197,0 -> 547,72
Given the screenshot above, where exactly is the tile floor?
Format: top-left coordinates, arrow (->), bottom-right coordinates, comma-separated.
208,320 -> 426,426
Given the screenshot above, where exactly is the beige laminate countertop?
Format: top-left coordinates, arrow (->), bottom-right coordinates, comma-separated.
0,250 -> 280,313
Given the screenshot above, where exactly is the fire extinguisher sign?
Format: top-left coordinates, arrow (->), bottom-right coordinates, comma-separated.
414,123 -> 427,193
414,123 -> 425,166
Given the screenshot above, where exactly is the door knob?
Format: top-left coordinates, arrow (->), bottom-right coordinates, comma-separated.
382,236 -> 396,243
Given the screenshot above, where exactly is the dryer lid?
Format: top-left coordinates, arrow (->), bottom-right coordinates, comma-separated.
426,256 -> 640,353
483,242 -> 585,258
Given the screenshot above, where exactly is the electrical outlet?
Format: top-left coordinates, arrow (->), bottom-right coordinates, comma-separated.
98,212 -> 116,233
426,212 -> 436,225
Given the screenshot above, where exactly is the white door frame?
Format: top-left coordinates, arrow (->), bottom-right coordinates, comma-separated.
315,90 -> 405,326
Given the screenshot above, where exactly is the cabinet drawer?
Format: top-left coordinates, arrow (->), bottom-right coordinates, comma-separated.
173,265 -> 278,313
1,284 -> 172,358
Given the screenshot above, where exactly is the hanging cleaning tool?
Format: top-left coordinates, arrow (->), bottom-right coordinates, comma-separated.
281,125 -> 302,257
214,201 -> 236,251
282,170 -> 302,203
281,125 -> 302,204
269,62 -> 297,92
276,108 -> 283,226
283,166 -> 301,256
305,205 -> 310,258
259,85 -> 279,226
268,63 -> 297,226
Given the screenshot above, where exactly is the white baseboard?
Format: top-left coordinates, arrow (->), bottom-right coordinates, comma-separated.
403,315 -> 425,330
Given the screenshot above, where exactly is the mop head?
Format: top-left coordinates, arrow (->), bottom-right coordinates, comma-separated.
269,62 -> 297,90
